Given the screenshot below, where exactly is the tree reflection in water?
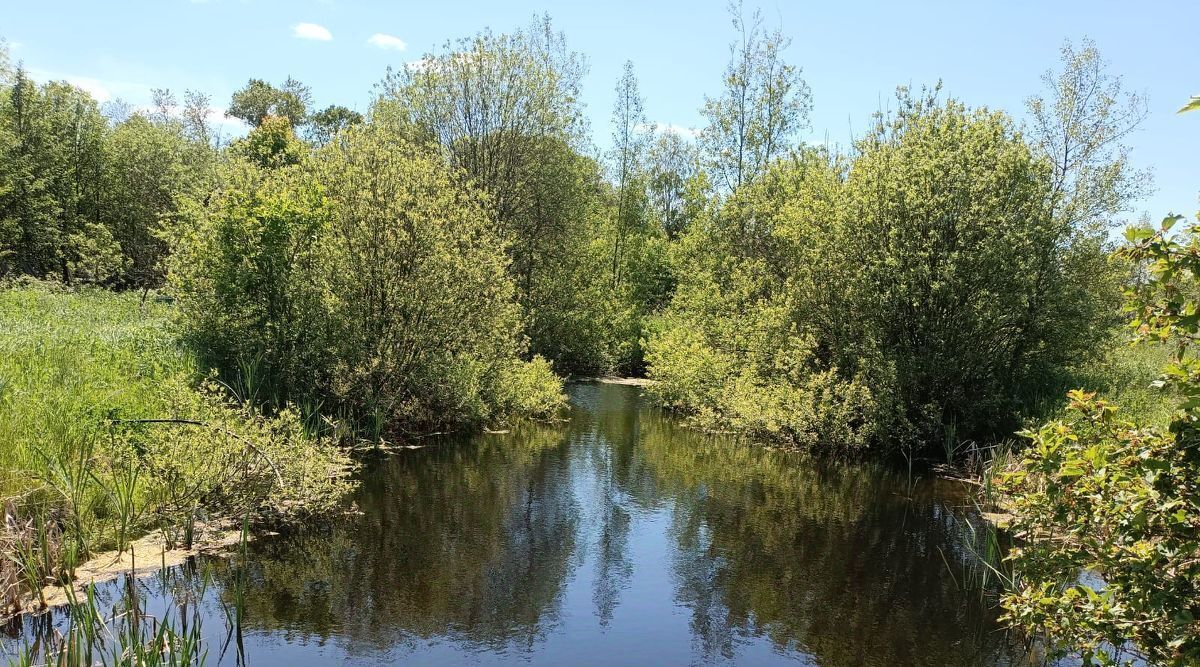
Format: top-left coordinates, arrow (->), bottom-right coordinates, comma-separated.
34,382 -> 1040,666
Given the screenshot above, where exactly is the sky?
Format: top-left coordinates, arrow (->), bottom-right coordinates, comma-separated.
3,0 -> 1198,224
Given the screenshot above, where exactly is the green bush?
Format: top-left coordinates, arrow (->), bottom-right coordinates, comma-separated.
167,123 -> 564,436
998,216 -> 1200,665
1000,391 -> 1199,665
645,93 -> 1118,454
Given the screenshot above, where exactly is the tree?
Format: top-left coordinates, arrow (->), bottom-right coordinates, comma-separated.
647,131 -> 701,238
181,89 -> 214,146
227,77 -> 311,128
377,16 -> 628,373
306,104 -> 363,146
230,115 -> 307,169
0,68 -> 108,282
1028,38 -> 1151,236
840,90 -> 1077,444
0,37 -> 11,86
999,213 -> 1200,665
167,123 -> 563,432
608,61 -> 648,288
699,1 -> 811,194
99,112 -> 196,286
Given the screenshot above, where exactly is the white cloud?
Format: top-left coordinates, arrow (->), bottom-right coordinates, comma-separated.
404,57 -> 432,73
637,122 -> 701,139
27,68 -> 144,103
367,33 -> 407,51
292,22 -> 333,41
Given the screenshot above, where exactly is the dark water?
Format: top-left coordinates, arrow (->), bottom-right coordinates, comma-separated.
3,383 -> 1035,666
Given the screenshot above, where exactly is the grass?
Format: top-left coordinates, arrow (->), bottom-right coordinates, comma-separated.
1029,333 -> 1174,429
0,283 -> 353,615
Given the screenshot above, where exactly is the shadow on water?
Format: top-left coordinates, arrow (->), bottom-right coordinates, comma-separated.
3,383 -> 1048,666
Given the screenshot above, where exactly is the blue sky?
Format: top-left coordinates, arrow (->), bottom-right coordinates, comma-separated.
4,0 -> 1198,223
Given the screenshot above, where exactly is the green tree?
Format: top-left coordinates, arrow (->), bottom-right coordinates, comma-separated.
377,16 -> 630,373
230,115 -> 307,169
227,77 -> 311,128
608,60 -> 648,289
99,112 -> 197,286
840,90 -> 1076,444
699,1 -> 811,194
646,131 -> 701,239
306,104 -> 363,146
1027,38 -> 1151,236
168,122 -> 562,433
0,68 -> 108,282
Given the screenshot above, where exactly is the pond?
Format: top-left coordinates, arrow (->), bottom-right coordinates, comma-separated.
2,382 -> 1036,666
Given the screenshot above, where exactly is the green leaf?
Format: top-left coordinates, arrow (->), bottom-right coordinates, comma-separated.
1125,226 -> 1154,243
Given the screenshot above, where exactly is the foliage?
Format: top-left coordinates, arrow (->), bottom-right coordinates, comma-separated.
0,70 -> 106,282
376,17 -> 650,374
999,390 -> 1199,666
699,1 -> 811,194
306,104 -> 363,146
648,82 -> 1126,454
227,76 -> 311,128
167,123 -> 565,435
228,115 -> 306,169
0,63 -> 212,287
998,212 -> 1200,665
1027,38 -> 1151,236
99,111 -> 211,287
0,286 -> 352,583
842,90 -> 1119,446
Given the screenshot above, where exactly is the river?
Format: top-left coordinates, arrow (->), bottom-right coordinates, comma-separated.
3,382 -> 1038,666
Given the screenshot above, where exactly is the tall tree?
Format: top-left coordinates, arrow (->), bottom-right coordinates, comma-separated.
181,89 -> 214,146
306,104 -> 363,146
699,1 -> 811,194
378,16 -> 623,373
1027,37 -> 1152,235
228,77 -> 311,128
608,60 -> 647,288
1004,39 -> 1148,395
646,131 -> 700,238
0,70 -> 109,282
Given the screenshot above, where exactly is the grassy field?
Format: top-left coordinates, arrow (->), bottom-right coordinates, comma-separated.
0,285 -> 352,611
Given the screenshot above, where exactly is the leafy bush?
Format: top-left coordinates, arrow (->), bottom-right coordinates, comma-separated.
999,391 -> 1199,666
645,92 -> 1119,454
998,216 -> 1200,665
167,123 -> 564,436
645,314 -> 880,452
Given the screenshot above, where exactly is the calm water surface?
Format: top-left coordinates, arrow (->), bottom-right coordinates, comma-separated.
4,383 -> 1035,666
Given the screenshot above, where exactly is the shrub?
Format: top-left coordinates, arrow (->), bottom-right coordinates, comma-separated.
998,216 -> 1200,665
645,92 -> 1118,454
167,123 -> 564,436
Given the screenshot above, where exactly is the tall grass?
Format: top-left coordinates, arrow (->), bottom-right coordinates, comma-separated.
0,283 -> 353,613
1025,334 -> 1173,429
2,533 -> 265,667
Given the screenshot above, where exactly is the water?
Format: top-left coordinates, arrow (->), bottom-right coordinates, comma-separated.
3,382 -> 1034,666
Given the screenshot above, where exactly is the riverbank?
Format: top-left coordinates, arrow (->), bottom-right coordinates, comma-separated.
0,285 -> 354,619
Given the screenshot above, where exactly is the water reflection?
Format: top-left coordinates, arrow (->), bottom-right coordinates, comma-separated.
4,383 -> 1037,666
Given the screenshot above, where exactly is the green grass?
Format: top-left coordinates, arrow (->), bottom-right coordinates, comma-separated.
0,286 -> 188,498
1033,335 -> 1174,429
0,284 -> 352,609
